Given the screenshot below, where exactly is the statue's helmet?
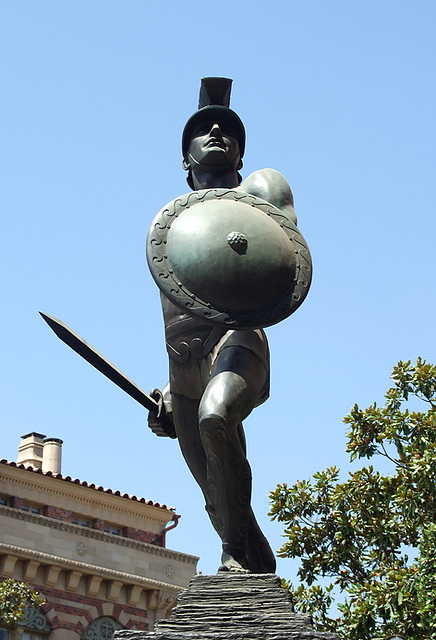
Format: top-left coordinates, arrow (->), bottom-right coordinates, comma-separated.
182,77 -> 246,160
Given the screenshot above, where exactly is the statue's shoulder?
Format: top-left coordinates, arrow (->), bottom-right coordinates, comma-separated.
238,168 -> 297,225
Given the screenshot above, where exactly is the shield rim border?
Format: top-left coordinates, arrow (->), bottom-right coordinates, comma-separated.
146,188 -> 312,329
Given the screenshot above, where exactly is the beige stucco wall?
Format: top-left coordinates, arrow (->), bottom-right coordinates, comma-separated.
1,507 -> 197,588
0,461 -> 198,638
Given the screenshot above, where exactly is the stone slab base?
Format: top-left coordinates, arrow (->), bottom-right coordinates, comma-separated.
114,573 -> 339,640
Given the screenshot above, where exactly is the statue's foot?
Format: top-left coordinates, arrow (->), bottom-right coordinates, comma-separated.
218,550 -> 250,574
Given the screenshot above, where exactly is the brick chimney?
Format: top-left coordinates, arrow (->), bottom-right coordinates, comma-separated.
16,432 -> 46,469
16,433 -> 63,473
42,438 -> 63,474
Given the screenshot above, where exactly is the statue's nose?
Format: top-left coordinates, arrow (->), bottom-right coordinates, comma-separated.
209,123 -> 222,136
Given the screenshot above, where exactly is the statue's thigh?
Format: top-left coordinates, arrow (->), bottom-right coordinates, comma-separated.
199,347 -> 267,425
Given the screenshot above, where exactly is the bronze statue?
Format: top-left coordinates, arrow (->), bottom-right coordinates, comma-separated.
39,77 -> 311,575
147,78 -> 312,574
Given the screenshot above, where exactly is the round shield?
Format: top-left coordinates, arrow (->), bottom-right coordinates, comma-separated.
147,189 -> 312,329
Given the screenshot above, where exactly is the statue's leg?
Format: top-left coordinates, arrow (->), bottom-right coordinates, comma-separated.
170,394 -> 209,498
246,509 -> 277,573
170,393 -> 230,542
236,423 -> 276,574
198,346 -> 268,573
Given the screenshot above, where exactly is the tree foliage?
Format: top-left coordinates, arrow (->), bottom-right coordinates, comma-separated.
0,578 -> 45,627
270,358 -> 436,639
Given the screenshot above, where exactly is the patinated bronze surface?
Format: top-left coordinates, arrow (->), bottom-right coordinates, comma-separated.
147,78 -> 312,574
147,189 -> 311,328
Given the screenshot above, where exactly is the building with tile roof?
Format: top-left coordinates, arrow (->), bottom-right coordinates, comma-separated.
0,433 -> 198,640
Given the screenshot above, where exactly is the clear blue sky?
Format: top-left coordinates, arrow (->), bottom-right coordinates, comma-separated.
1,1 -> 435,578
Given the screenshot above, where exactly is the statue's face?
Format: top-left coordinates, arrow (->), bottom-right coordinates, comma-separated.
187,121 -> 240,170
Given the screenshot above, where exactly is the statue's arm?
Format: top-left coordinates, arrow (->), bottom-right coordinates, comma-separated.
239,168 -> 298,225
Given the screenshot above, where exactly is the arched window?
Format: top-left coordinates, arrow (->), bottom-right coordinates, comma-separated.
18,606 -> 51,637
0,606 -> 50,640
81,617 -> 122,640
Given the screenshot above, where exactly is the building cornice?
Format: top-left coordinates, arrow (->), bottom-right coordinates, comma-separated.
0,505 -> 198,565
0,459 -> 173,511
0,541 -> 182,594
0,460 -> 175,525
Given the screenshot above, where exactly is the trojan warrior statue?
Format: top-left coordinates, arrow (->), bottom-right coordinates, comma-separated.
147,78 -> 312,574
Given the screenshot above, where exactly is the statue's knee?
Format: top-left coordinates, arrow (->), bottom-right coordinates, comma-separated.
199,413 -> 230,451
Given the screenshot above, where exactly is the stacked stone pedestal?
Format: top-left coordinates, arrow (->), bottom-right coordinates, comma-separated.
114,573 -> 339,640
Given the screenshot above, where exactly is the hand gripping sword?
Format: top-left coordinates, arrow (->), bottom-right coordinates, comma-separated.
39,313 -> 175,438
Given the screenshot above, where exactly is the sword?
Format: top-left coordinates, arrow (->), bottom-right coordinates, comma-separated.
40,312 -> 159,412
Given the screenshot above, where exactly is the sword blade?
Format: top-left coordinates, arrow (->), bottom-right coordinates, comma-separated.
39,312 -> 158,412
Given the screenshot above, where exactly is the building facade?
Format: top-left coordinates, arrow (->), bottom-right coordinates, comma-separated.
0,433 -> 198,640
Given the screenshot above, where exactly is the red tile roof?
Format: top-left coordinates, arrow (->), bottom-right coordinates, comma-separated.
0,459 -> 175,512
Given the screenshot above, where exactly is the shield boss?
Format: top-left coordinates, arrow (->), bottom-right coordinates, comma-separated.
147,189 -> 312,329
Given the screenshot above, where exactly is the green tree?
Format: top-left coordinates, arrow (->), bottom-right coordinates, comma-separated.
270,358 -> 436,639
0,578 -> 45,627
